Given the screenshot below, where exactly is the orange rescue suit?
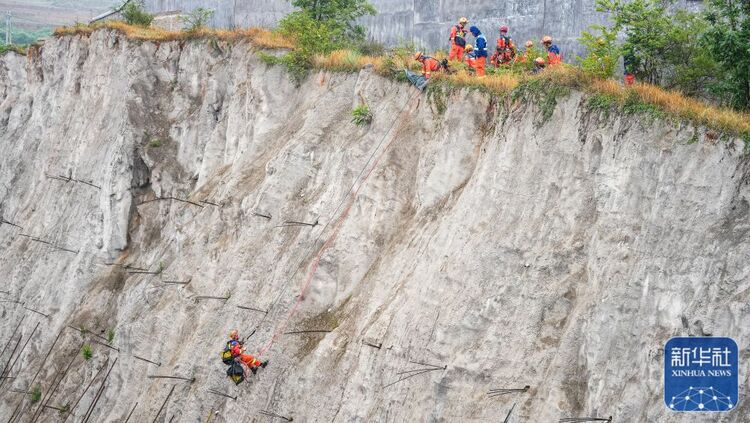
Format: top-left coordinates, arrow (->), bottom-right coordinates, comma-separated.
421,57 -> 441,78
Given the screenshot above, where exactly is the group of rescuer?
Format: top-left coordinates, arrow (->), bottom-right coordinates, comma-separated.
414,18 -> 562,78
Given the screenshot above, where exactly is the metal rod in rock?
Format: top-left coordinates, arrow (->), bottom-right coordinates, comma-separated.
66,325 -> 110,343
0,317 -> 25,368
124,402 -> 138,423
22,306 -> 50,318
91,339 -> 120,352
252,211 -> 272,220
169,415 -> 177,423
30,341 -> 84,423
81,357 -> 118,423
167,196 -> 205,208
383,366 -> 446,389
0,299 -> 24,305
200,199 -> 221,207
61,360 -> 108,423
0,289 -> 11,295
503,403 -> 516,423
207,389 -> 237,400
151,384 -> 176,423
277,219 -> 318,228
148,375 -> 195,383
396,366 -> 444,376
163,278 -> 191,285
42,404 -> 67,411
195,295 -> 230,301
362,341 -> 382,349
559,418 -> 612,423
26,329 -> 64,398
488,385 -> 531,397
0,337 -> 22,384
127,270 -> 161,275
8,388 -> 27,393
132,354 -> 162,366
103,262 -> 148,271
259,410 -> 293,421
236,305 -> 268,314
1,322 -> 40,389
0,219 -> 23,229
408,360 -> 445,369
283,330 -> 331,335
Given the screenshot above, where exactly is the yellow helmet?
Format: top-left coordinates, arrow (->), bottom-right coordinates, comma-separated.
465,44 -> 473,51
414,51 -> 423,61
541,35 -> 553,44
459,17 -> 468,24
525,40 -> 533,48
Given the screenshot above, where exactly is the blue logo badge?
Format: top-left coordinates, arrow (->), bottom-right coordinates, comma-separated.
665,337 -> 738,412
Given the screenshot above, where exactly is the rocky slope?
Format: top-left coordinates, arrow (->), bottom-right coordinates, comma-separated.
0,30 -> 748,422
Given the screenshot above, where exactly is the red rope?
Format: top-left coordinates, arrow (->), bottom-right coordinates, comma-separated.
258,92 -> 418,357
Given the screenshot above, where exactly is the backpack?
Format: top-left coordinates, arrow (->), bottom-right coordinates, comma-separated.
226,361 -> 245,385
221,348 -> 234,365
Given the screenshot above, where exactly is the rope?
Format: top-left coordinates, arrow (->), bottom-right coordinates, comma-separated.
257,87 -> 420,357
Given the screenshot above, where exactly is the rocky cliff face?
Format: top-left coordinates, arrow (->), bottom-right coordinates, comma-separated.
0,30 -> 748,422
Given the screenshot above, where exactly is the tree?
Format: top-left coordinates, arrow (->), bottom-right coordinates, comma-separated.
703,0 -> 750,110
290,0 -> 376,42
596,0 -> 675,84
180,7 -> 215,32
122,0 -> 154,28
578,24 -> 620,79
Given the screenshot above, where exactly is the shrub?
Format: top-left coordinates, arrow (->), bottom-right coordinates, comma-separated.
122,0 -> 154,28
180,7 -> 215,32
149,138 -> 163,148
82,344 -> 93,360
357,39 -> 385,56
107,329 -> 115,344
30,385 -> 42,403
578,25 -> 620,79
351,105 -> 373,125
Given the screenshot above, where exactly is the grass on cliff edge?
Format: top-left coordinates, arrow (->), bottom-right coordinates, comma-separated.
51,22 -> 750,139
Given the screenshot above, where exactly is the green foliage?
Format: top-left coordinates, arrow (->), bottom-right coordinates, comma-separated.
149,138 -> 163,147
82,344 -> 93,360
587,93 -> 619,118
58,403 -> 70,415
703,0 -> 750,110
180,7 -> 215,32
30,385 -> 42,403
351,105 -> 373,125
107,329 -> 115,344
122,0 -> 154,28
0,25 -> 50,46
291,0 -> 376,43
0,44 -> 27,55
512,78 -> 570,126
275,0 -> 376,83
427,84 -> 447,115
622,90 -> 666,119
578,25 -> 620,79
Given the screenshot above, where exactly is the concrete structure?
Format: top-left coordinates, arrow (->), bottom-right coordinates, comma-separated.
144,0 -> 703,58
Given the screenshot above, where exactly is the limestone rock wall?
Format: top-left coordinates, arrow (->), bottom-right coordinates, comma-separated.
0,30 -> 748,422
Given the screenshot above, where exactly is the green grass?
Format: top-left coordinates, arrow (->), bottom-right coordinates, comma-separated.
81,344 -> 93,360
30,385 -> 42,403
351,105 -> 373,125
107,328 -> 115,344
149,138 -> 163,148
512,78 -> 571,126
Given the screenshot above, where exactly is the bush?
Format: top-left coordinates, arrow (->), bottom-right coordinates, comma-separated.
351,105 -> 373,125
82,344 -> 93,360
122,0 -> 154,28
578,25 -> 620,79
357,39 -> 385,56
30,385 -> 42,403
180,7 -> 215,32
107,329 -> 115,344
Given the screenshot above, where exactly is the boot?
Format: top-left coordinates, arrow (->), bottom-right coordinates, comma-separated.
261,360 -> 269,368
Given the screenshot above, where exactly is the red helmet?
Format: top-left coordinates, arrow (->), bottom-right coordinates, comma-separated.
499,25 -> 509,33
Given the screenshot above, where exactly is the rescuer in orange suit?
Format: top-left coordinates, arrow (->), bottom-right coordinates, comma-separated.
414,52 -> 441,78
228,330 -> 268,374
541,35 -> 562,65
448,17 -> 469,60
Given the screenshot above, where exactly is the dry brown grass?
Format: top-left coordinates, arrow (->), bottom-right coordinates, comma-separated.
51,23 -> 750,137
54,21 -> 293,49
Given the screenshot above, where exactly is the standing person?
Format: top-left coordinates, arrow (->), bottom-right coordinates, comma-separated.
541,35 -> 562,65
491,25 -> 516,67
414,52 -> 442,78
469,26 -> 488,77
623,52 -> 636,85
449,17 -> 469,60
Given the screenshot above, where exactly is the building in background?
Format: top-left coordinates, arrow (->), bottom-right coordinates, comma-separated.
145,0 -> 703,57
